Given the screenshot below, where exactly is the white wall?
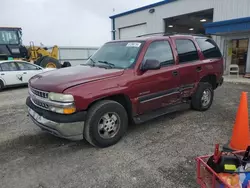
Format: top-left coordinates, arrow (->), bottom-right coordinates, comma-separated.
213,0 -> 250,21
113,0 -> 250,40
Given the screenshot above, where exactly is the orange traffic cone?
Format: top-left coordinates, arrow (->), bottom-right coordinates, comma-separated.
223,92 -> 250,151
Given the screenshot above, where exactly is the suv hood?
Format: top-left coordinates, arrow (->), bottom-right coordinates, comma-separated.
29,65 -> 124,92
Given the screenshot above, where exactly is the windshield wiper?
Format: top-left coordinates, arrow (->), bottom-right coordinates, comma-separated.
81,58 -> 96,67
89,58 -> 97,66
98,61 -> 115,68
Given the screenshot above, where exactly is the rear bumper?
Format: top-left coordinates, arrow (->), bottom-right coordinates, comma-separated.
26,97 -> 86,141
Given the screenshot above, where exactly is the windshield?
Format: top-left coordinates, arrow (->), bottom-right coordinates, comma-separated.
85,41 -> 143,69
0,30 -> 20,45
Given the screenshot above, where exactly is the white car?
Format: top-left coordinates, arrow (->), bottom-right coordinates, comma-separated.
0,60 -> 55,91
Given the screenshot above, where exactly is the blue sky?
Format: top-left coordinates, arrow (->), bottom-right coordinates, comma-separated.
1,0 -> 159,47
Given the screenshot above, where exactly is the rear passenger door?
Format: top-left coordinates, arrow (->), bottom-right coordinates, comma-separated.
0,62 -> 22,86
174,38 -> 202,98
195,38 -> 223,77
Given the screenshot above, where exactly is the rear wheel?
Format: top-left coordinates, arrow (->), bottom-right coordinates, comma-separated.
34,56 -> 45,66
0,80 -> 4,91
84,100 -> 128,148
38,56 -> 61,68
191,82 -> 214,111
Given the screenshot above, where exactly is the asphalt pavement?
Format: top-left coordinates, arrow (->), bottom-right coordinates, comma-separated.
0,82 -> 249,188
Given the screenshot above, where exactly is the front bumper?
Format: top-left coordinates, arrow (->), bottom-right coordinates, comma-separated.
26,97 -> 86,141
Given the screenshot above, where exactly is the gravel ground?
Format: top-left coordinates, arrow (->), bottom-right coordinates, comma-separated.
0,83 -> 249,188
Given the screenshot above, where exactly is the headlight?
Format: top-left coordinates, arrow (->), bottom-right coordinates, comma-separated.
48,92 -> 76,114
48,92 -> 74,102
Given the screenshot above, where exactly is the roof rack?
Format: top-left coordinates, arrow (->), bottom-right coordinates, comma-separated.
164,32 -> 212,37
137,32 -> 212,38
136,32 -> 166,37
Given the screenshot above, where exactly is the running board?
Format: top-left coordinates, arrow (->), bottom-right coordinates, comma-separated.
133,102 -> 191,124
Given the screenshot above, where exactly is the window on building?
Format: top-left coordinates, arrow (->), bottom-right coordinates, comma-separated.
176,39 -> 199,63
196,38 -> 222,59
144,41 -> 174,67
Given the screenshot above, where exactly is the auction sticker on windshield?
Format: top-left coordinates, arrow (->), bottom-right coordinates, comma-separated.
126,42 -> 141,48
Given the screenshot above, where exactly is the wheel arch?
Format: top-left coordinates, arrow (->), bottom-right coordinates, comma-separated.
87,94 -> 134,120
0,78 -> 6,86
199,74 -> 217,90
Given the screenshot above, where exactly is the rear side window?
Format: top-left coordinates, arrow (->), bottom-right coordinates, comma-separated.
175,39 -> 199,63
196,38 -> 222,59
0,62 -> 18,71
144,41 -> 174,67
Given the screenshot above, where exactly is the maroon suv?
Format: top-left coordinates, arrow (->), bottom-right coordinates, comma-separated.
26,34 -> 224,148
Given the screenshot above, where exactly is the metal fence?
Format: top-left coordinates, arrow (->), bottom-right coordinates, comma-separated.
57,46 -> 99,66
46,46 -> 99,66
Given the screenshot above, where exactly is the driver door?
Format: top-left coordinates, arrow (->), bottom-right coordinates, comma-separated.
135,40 -> 180,114
15,62 -> 43,83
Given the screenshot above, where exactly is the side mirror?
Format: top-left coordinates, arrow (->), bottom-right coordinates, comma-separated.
141,59 -> 161,71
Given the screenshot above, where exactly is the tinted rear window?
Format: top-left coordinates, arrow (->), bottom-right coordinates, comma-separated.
196,38 -> 222,59
175,39 -> 199,63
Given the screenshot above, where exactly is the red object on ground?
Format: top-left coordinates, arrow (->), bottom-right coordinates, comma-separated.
196,151 -> 244,188
213,144 -> 222,163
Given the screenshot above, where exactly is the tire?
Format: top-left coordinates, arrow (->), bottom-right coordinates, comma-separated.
84,100 -> 128,148
62,61 -> 71,68
34,56 -> 45,66
0,80 -> 4,91
38,56 -> 62,68
191,82 -> 214,111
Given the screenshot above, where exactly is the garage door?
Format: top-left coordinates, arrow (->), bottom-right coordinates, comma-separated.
119,24 -> 147,39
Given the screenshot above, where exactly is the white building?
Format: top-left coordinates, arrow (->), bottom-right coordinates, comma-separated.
109,0 -> 250,76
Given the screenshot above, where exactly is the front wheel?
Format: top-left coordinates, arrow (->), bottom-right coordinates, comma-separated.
84,100 -> 128,148
191,82 -> 214,111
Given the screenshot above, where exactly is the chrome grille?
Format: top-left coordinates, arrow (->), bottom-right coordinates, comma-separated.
29,87 -> 50,110
29,86 -> 73,112
30,87 -> 48,98
32,98 -> 49,109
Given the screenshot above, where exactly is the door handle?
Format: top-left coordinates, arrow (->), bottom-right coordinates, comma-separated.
172,71 -> 178,76
196,66 -> 202,72
0,73 -> 4,75
23,72 -> 27,74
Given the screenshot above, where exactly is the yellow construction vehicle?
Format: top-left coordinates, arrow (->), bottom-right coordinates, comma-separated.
0,27 -> 69,68
28,42 -> 61,68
